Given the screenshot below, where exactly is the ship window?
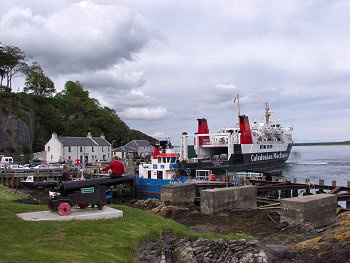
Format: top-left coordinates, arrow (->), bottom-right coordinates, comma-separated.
167,157 -> 170,163
158,157 -> 161,163
163,157 -> 166,163
148,171 -> 152,179
171,157 -> 176,163
153,164 -> 157,169
157,171 -> 163,179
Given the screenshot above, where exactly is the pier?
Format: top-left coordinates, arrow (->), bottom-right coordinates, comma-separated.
161,177 -> 350,209
0,172 -> 134,189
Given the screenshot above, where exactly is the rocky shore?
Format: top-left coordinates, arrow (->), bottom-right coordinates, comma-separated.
133,198 -> 350,263
138,231 -> 268,263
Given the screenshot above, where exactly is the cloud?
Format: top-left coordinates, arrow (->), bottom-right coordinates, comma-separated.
118,106 -> 167,120
2,1 -> 350,143
0,1 -> 158,74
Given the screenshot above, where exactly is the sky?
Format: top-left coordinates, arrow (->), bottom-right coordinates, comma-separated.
1,0 -> 350,144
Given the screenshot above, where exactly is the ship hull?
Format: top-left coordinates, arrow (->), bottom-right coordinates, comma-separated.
135,176 -> 188,195
182,148 -> 292,175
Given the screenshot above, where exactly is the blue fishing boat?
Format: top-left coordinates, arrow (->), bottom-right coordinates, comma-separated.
136,139 -> 188,195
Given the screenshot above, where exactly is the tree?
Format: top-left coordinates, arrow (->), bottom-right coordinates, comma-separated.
23,62 -> 56,96
0,43 -> 27,91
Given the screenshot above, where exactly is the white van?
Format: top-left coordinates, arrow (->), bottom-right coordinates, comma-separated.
0,157 -> 14,164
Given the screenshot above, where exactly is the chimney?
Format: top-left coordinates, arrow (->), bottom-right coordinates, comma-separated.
100,134 -> 105,139
87,132 -> 92,139
52,132 -> 58,139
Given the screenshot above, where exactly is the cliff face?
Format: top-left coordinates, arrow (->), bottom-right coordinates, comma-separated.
0,110 -> 34,155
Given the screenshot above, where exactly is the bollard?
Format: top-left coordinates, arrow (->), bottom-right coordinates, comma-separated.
347,182 -> 350,209
332,180 -> 337,187
292,178 -> 298,197
304,179 -> 311,195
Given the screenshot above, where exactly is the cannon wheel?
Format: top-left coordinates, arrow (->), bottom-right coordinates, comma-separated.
98,202 -> 105,210
78,203 -> 89,209
48,200 -> 55,212
58,202 -> 71,216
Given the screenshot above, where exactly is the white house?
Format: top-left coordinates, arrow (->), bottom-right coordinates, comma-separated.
123,140 -> 153,158
112,146 -> 137,160
45,132 -> 112,164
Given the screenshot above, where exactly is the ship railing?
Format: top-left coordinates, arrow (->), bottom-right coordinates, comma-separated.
201,140 -> 228,146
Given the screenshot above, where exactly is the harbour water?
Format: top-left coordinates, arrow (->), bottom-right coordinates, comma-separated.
282,145 -> 350,187
132,145 -> 350,201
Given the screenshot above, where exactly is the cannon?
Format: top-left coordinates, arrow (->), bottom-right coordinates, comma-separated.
48,175 -> 133,216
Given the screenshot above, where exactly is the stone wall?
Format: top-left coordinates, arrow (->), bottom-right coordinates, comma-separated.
280,193 -> 337,227
201,185 -> 257,215
161,183 -> 196,204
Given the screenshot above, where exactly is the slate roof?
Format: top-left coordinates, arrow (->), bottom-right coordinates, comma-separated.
113,146 -> 137,153
92,137 -> 111,146
124,140 -> 151,148
57,136 -> 110,147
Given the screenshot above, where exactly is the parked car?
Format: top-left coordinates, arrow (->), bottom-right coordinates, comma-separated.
0,156 -> 13,164
33,164 -> 51,172
33,164 -> 63,172
9,164 -> 31,173
48,164 -> 63,172
29,160 -> 42,167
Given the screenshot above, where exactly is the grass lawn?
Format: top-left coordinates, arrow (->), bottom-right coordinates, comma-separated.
0,185 -> 250,263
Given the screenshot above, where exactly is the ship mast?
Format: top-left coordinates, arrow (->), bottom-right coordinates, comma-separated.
234,93 -> 240,127
265,101 -> 271,124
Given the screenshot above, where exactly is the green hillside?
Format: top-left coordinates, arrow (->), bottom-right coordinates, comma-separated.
0,81 -> 156,157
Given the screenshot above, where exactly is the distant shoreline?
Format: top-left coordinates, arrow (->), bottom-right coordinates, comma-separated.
293,141 -> 350,146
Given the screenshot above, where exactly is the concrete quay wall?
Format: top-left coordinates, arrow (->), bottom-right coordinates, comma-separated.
280,193 -> 337,227
160,183 -> 197,204
201,185 -> 257,215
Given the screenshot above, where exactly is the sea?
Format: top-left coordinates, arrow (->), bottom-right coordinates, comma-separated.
282,145 -> 350,188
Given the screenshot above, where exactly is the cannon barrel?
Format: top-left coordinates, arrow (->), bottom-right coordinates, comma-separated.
58,175 -> 133,194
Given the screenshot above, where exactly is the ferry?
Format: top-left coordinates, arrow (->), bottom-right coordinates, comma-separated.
180,96 -> 293,175
136,139 -> 188,195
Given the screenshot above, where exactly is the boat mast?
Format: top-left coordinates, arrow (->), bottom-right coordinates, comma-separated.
265,101 -> 270,124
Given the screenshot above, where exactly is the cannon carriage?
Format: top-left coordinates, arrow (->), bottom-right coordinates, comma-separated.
48,175 -> 133,216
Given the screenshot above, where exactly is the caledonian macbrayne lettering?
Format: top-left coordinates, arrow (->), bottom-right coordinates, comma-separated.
250,152 -> 288,162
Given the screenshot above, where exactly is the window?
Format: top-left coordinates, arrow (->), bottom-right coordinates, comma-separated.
51,155 -> 53,160
68,146 -> 71,152
68,156 -> 71,160
80,147 -> 83,152
92,146 -> 94,152
102,147 -> 104,152
157,171 -> 163,179
48,146 -> 50,152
